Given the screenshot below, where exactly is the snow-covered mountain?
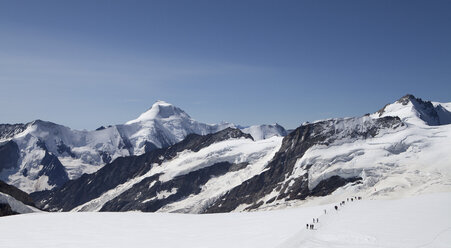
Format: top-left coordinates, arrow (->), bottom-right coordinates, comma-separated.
30,94 -> 451,213
211,95 -> 451,211
240,123 -> 287,140
0,180 -> 39,216
0,101 -> 286,193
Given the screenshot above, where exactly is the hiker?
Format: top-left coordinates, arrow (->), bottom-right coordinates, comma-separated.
335,205 -> 338,211
313,218 -> 315,223
316,218 -> 319,223
306,224 -> 309,229
351,198 -> 353,202
324,209 -> 327,214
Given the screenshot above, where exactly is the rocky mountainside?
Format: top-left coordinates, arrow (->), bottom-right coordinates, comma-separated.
0,101 -> 286,193
205,116 -> 404,212
0,180 -> 37,216
31,94 -> 451,213
32,128 -> 263,212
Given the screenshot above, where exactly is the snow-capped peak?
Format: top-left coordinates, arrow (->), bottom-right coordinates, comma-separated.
1,99 -> 287,193
126,101 -> 191,125
373,94 -> 451,126
241,123 -> 287,140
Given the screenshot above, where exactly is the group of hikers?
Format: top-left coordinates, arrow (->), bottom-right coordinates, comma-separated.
306,196 -> 362,230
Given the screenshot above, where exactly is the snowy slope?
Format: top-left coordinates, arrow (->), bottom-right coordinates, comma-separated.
0,192 -> 39,214
122,100 -> 234,154
374,94 -> 451,126
1,121 -> 130,192
247,96 -> 451,211
241,123 -> 287,140
206,95 -> 451,212
71,136 -> 282,212
1,101 -> 286,193
1,193 -> 450,248
29,95 -> 451,213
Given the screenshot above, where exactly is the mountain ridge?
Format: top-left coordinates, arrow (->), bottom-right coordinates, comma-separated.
29,94 -> 451,213
0,101 -> 286,193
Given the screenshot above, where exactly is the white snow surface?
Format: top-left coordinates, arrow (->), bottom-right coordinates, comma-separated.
1,101 -> 286,193
241,123 -> 287,140
72,136 -> 283,212
1,192 -> 450,248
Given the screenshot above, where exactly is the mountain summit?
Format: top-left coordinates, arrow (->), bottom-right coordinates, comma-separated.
0,101 -> 286,193
375,94 -> 451,126
126,101 -> 191,124
30,94 -> 451,213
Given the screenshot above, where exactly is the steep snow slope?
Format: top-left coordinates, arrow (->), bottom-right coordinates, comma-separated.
122,100 -> 234,154
1,120 -> 129,192
1,193 -> 450,248
71,136 -> 282,212
1,101 -> 286,193
375,94 -> 451,126
206,95 -> 451,212
0,192 -> 39,214
241,123 -> 287,140
31,128 -> 283,213
0,180 -> 40,215
29,95 -> 451,213
252,97 -> 451,210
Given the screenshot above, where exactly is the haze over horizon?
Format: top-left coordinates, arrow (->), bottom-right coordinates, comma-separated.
1,1 -> 450,130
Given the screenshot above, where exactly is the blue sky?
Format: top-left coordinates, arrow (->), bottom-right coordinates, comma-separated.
1,0 -> 450,130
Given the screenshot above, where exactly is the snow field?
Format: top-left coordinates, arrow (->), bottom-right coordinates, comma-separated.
1,193 -> 450,248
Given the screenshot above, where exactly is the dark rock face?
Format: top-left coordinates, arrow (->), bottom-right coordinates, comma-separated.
0,138 -> 69,189
31,128 -> 252,211
408,96 -> 451,125
56,142 -> 76,158
310,176 -> 362,197
36,139 -> 48,150
0,123 -> 27,140
100,161 -> 248,212
144,141 -> 158,153
32,153 -> 154,211
0,203 -> 18,217
0,141 -> 20,174
0,180 -> 35,207
96,126 -> 106,131
99,151 -> 112,164
205,116 -> 403,213
38,152 -> 70,188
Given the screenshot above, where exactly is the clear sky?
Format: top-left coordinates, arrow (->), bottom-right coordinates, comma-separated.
1,0 -> 450,130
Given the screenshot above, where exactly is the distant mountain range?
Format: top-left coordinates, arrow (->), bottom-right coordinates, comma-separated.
1,94 -> 451,214
0,100 -> 286,193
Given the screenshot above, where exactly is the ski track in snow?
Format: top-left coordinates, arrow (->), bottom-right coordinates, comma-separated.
1,193 -> 450,248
